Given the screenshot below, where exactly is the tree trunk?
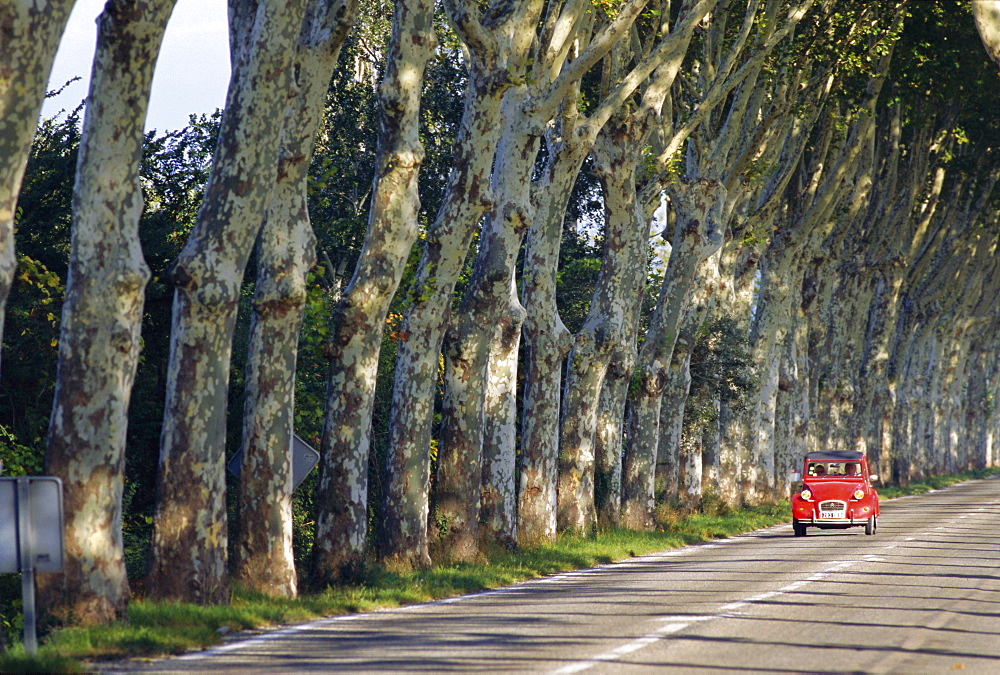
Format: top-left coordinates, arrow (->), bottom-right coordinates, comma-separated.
0,0 -> 76,369
656,377 -> 683,506
438,86 -> 536,561
594,368 -> 630,527
236,0 -> 358,598
379,65 -> 506,569
557,119 -> 647,532
621,179 -> 726,529
480,312 -> 520,549
39,0 -> 175,625
774,317 -> 808,498
742,233 -> 815,502
310,0 -> 432,586
972,0 -> 1000,69
596,245 -> 647,529
517,125 -> 579,546
672,353 -> 699,509
656,250 -> 724,506
148,0 -> 308,604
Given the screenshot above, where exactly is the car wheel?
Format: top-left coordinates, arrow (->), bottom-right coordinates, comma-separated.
793,521 -> 807,537
865,516 -> 876,536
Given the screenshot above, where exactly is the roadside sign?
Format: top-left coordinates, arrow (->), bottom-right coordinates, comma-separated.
227,434 -> 320,490
0,476 -> 65,656
0,477 -> 65,574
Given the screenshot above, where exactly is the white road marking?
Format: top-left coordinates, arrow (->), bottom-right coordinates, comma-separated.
177,536 -> 748,663
552,557 -> 872,672
177,513 -> 982,671
556,510 -> 999,672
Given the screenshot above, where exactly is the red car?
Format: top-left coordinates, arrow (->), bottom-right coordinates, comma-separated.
791,450 -> 879,536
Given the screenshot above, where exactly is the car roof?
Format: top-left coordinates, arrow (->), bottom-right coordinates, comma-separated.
804,450 -> 865,462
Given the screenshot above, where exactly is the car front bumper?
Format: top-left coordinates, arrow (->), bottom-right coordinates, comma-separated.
795,516 -> 869,525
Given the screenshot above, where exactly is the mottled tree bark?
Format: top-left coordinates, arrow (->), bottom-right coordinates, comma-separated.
237,0 -> 358,597
480,311 -> 521,548
546,0 -> 715,534
594,229 -> 648,529
40,0 -> 175,625
973,0 -> 1000,69
656,251 -> 724,506
309,0 -> 432,586
557,120 -> 646,532
670,351 -> 698,508
148,0 -> 308,604
594,361 -> 632,526
379,62 -> 507,569
621,179 -> 726,529
517,120 -> 579,546
0,0 -> 75,370
437,86 -> 537,560
773,317 -> 808,499
436,0 -> 696,553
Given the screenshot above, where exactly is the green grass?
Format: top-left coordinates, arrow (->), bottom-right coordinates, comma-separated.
3,470 -> 997,672
875,466 -> 1000,500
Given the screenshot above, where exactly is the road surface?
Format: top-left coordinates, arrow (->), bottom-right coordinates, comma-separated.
118,476 -> 1000,673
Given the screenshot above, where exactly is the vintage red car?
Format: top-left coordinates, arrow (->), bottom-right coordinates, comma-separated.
790,450 -> 879,536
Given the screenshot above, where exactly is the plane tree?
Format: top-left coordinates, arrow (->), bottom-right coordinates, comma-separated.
38,0 -> 179,625
148,0 -> 311,604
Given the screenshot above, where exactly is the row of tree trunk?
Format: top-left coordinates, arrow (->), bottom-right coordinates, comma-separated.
1,0 -> 997,625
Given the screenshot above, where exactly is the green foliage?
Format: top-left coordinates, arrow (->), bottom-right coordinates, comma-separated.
1,107 -> 77,481
683,316 -> 758,431
121,480 -> 154,580
294,271 -> 338,441
0,426 -> 42,477
0,254 -> 63,474
0,574 -> 24,655
0,649 -> 82,673
555,258 -> 600,333
785,1 -> 905,101
14,106 -> 81,276
554,167 -> 605,335
892,1 -> 996,111
887,0 -> 1000,174
289,271 -> 339,574
140,112 -> 220,272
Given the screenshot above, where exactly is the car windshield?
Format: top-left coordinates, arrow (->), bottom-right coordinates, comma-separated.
806,462 -> 861,477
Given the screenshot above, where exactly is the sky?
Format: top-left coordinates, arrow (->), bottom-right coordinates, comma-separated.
42,0 -> 231,133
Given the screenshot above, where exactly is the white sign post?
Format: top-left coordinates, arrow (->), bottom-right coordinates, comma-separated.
0,476 -> 65,656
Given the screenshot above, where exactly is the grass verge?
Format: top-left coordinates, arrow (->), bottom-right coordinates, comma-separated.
875,466 -> 1000,500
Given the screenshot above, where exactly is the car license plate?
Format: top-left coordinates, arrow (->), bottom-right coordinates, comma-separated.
819,510 -> 845,519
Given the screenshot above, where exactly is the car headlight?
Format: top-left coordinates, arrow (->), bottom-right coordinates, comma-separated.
800,489 -> 812,501
853,489 -> 865,500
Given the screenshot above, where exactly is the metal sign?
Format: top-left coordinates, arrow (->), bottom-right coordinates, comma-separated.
0,477 -> 65,574
0,476 -> 65,656
227,434 -> 320,490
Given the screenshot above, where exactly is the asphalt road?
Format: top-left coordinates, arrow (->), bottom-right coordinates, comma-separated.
122,476 -> 1000,673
